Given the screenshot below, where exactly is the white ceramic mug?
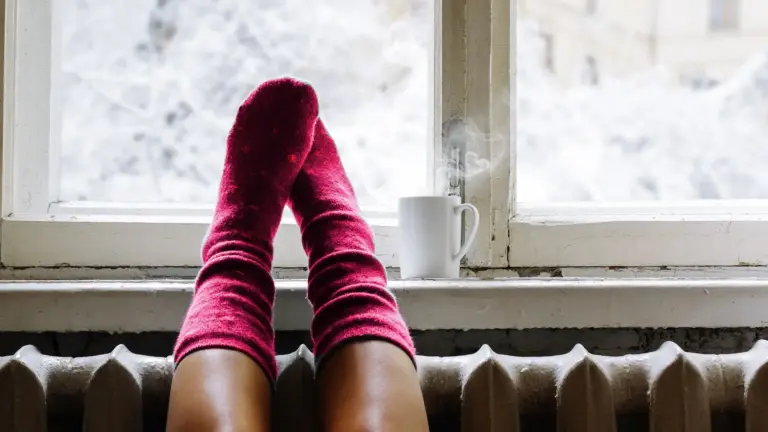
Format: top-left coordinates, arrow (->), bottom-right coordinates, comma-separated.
397,196 -> 480,279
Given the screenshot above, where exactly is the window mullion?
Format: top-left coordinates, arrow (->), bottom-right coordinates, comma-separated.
435,0 -> 466,197
463,0 -> 491,267
428,0 -> 441,194
490,0 -> 514,267
3,0 -> 57,215
48,0 -> 64,205
457,0 -> 512,268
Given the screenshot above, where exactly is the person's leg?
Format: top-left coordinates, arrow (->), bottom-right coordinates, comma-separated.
167,77 -> 319,431
166,350 -> 272,431
316,341 -> 428,431
289,120 -> 429,431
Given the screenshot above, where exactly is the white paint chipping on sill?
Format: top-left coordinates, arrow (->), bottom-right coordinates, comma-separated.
5,264 -> 768,282
1,278 -> 767,332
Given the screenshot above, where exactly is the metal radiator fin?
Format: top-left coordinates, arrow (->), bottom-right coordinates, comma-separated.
2,341 -> 768,431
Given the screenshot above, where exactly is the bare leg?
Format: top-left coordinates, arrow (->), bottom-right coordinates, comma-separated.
318,341 -> 429,431
167,350 -> 271,432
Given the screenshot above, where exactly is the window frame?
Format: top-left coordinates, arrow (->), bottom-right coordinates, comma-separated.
1,0 -> 510,269
4,0 -> 768,273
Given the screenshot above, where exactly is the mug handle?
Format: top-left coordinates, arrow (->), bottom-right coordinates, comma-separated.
453,203 -> 480,262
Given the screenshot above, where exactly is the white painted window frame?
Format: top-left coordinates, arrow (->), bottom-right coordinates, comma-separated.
1,0 -> 493,269
459,0 -> 768,270
3,0 -> 767,272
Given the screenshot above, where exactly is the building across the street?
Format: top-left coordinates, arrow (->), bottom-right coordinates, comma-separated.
519,0 -> 768,88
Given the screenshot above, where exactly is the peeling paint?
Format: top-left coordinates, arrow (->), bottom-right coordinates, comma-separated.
6,264 -> 768,280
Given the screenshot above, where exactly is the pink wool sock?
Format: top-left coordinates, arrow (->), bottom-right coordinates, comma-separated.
174,78 -> 319,382
288,120 -> 416,368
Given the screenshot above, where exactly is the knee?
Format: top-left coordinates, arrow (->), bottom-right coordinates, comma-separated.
317,341 -> 429,432
166,350 -> 272,432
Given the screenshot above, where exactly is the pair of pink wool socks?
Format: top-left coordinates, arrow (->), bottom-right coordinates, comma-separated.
173,78 -> 414,381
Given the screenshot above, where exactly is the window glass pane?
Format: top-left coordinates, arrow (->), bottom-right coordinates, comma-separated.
58,0 -> 432,209
517,0 -> 768,202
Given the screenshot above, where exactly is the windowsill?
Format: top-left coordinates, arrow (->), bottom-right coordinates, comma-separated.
1,278 -> 768,332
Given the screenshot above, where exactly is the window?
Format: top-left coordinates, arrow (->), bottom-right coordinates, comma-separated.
4,0 -> 768,273
514,0 -> 768,268
581,55 -> 599,85
58,0 -> 431,207
2,0 -> 511,269
710,0 -> 740,31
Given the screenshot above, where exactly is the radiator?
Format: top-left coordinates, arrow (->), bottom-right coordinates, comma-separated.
2,341 -> 767,431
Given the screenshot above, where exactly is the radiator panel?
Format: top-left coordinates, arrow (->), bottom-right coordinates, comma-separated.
2,341 -> 767,431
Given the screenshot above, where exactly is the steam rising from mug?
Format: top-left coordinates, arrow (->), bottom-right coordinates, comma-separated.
434,119 -> 510,195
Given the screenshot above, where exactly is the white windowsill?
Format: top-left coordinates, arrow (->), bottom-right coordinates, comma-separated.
1,278 -> 767,332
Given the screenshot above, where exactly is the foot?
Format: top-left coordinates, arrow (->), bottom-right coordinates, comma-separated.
175,77 -> 318,381
169,78 -> 319,430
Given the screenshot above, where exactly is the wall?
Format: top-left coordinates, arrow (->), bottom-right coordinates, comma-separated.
1,328 -> 763,358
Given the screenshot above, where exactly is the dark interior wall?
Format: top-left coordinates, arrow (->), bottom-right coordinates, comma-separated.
0,328 -> 764,358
